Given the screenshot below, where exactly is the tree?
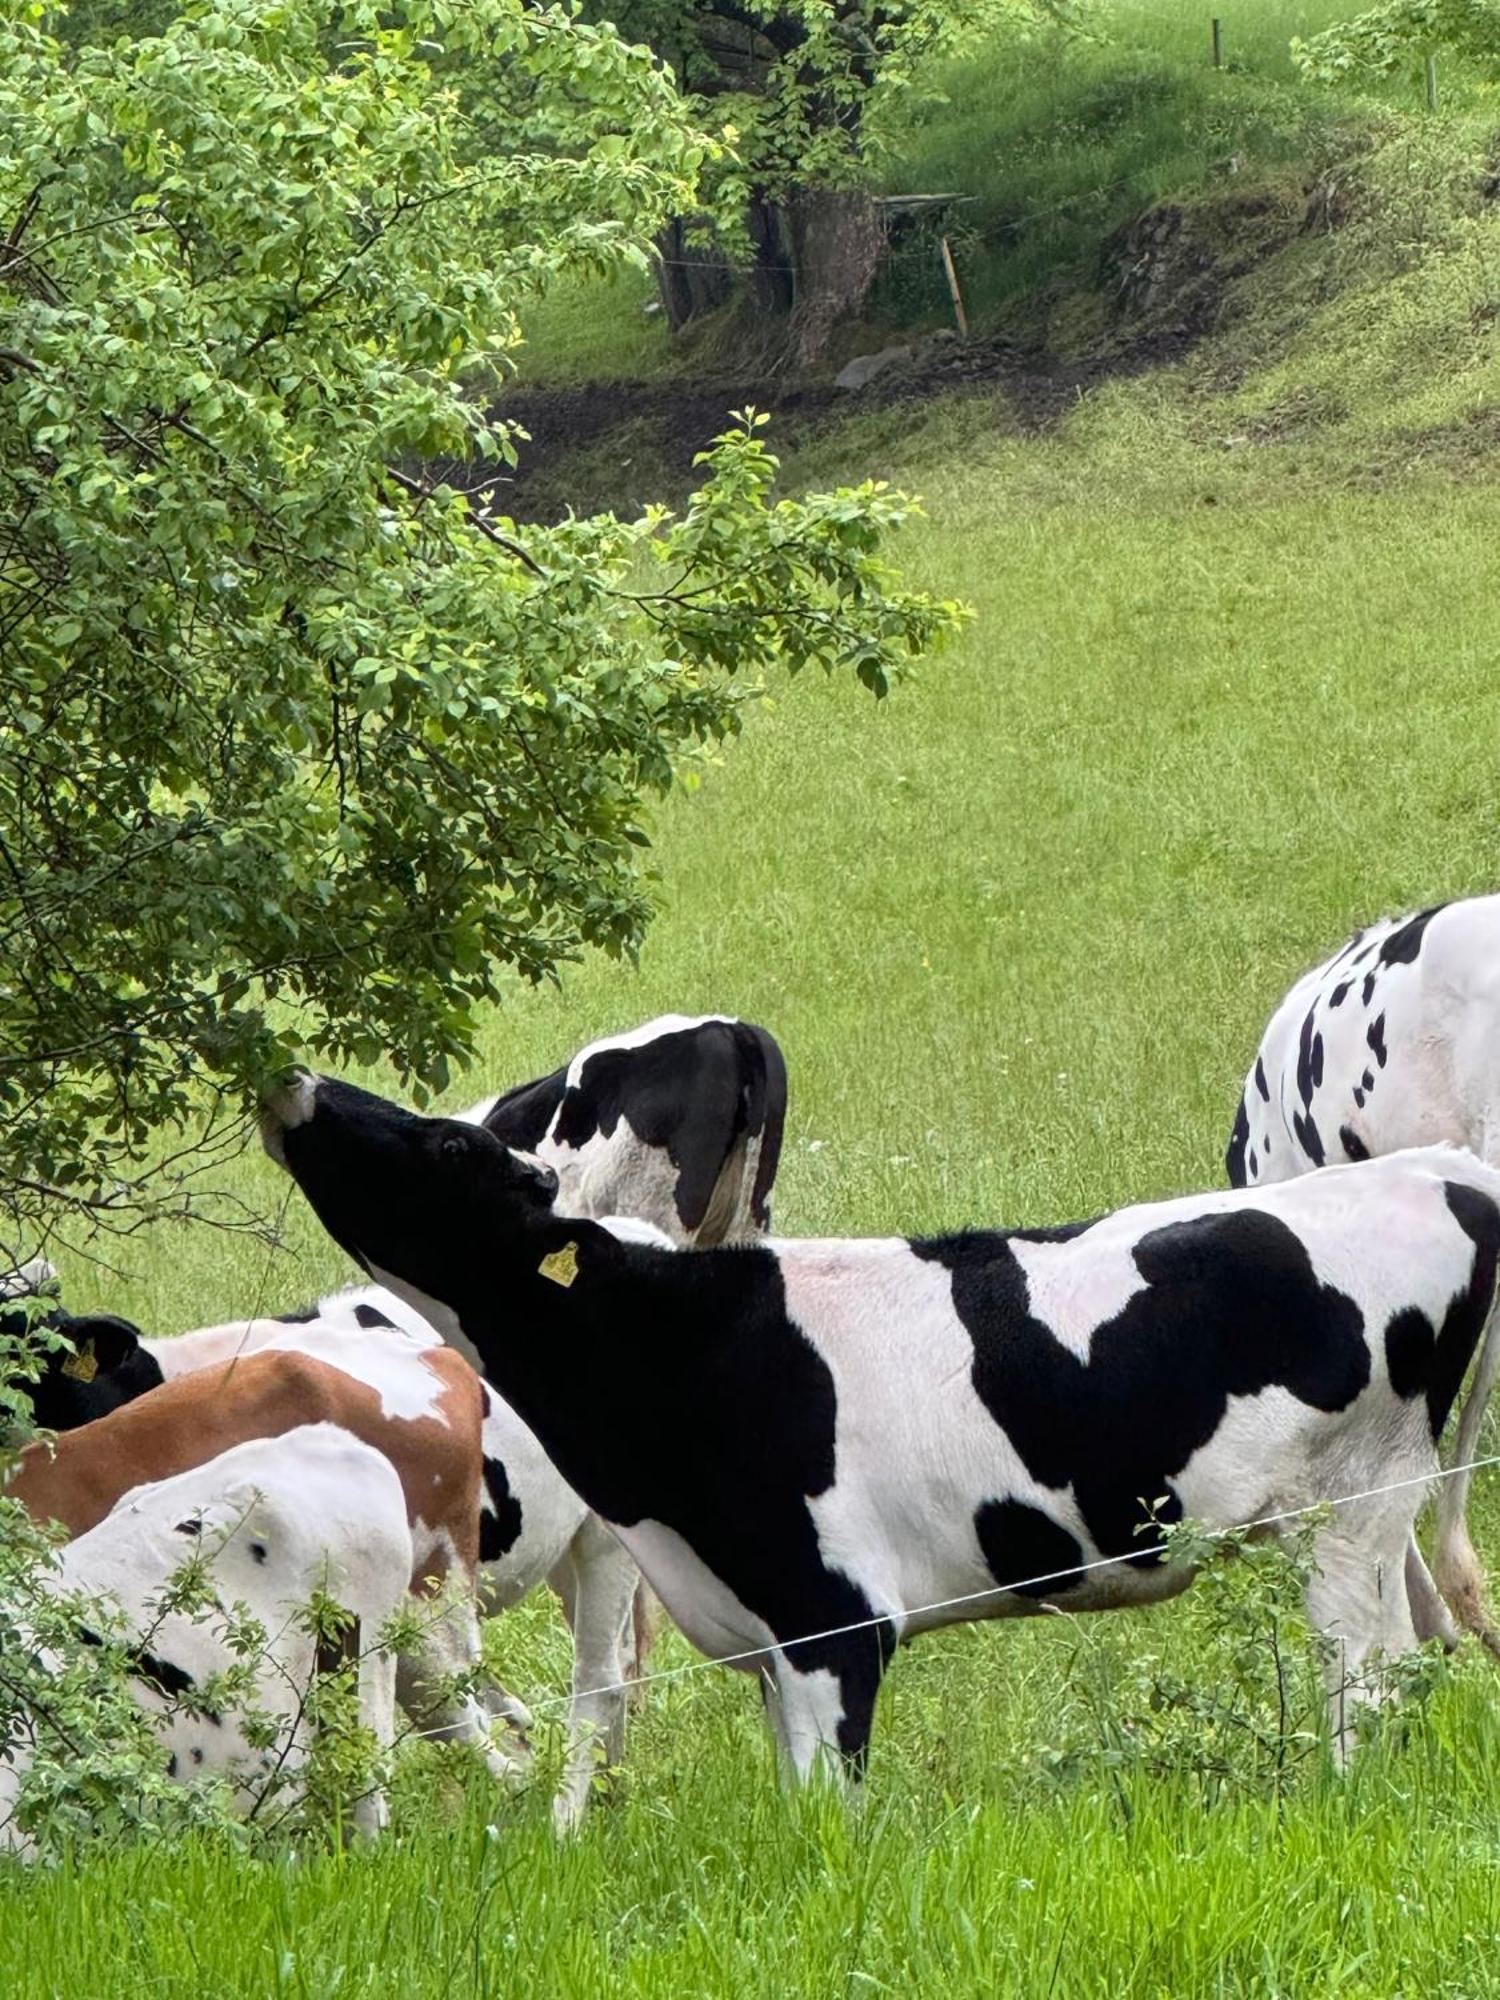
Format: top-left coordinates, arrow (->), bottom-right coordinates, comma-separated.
1292,1 -> 1500,82
0,0 -> 965,1260
603,0 -> 1068,358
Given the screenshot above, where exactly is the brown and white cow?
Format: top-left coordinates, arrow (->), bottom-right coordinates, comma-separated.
7,1339 -> 519,1780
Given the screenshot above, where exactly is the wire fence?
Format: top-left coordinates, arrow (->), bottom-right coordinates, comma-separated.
507,1446 -> 1500,1723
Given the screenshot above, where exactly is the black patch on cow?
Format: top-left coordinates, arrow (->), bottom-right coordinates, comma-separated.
1255,1058 -> 1270,1102
352,1302 -> 395,1331
1295,1009 -> 1324,1108
1367,1015 -> 1388,1068
1010,1219 -> 1099,1244
1362,971 -> 1377,1008
1263,1137 -> 1271,1155
190,1747 -> 204,1766
1385,1308 -> 1434,1402
1292,1109 -> 1325,1166
1428,1183 -> 1500,1439
1248,1151 -> 1259,1180
1329,982 -> 1351,1009
427,1225 -> 894,1768
914,1208 -> 1369,1566
250,1540 -> 268,1565
174,1517 -> 202,1537
276,1303 -> 320,1324
133,1648 -> 196,1701
975,1498 -> 1087,1598
1340,1126 -> 1369,1162
1225,1100 -> 1251,1188
480,1067 -> 569,1153
1362,1069 -> 1375,1093
1353,1088 -> 1366,1110
1383,1186 -> 1500,1439
166,1753 -> 178,1778
1378,904 -> 1447,968
479,1456 -> 524,1564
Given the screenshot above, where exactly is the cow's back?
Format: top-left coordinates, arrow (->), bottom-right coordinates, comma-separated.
1230,896 -> 1500,1185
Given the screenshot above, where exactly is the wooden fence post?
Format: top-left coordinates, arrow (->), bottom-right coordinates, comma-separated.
939,236 -> 968,340
1211,17 -> 1222,68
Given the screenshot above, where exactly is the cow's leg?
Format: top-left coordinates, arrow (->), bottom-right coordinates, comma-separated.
1405,1535 -> 1459,1650
548,1514 -> 639,1836
766,1632 -> 890,1788
352,1635 -> 399,1841
398,1592 -> 531,1787
1303,1515 -> 1420,1766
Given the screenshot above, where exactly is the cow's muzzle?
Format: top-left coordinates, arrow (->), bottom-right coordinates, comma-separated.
260,1070 -> 319,1168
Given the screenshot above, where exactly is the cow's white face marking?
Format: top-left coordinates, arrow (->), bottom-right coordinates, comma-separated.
261,1071 -> 318,1166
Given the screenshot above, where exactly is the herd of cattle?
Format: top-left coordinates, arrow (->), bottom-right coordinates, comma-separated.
7,896 -> 1500,1846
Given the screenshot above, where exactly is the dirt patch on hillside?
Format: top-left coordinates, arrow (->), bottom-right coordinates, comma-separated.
474,186 -> 1310,521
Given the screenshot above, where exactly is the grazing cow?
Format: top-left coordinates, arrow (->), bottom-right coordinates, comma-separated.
266,1072 -> 1500,1782
465,1014 -> 786,1248
0,1426 -> 409,1854
5,1340 -> 518,1783
141,1283 -> 651,1829
1226,894 -> 1500,1649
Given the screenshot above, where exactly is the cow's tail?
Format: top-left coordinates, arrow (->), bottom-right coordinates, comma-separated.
695,1024 -> 788,1245
1434,1177 -> 1500,1659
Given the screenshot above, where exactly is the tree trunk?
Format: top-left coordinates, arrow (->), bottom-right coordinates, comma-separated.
654,217 -> 735,333
783,188 -> 885,366
653,189 -> 885,367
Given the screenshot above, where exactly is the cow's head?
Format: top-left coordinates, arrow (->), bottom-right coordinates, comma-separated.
1,1290 -> 163,1433
261,1072 -> 560,1305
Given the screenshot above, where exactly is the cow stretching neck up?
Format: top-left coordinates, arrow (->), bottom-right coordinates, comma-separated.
264,1071 -> 1500,1787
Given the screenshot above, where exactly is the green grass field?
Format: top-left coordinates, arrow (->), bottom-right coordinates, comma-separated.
10,395 -> 1500,1995
11,7 -> 1500,1992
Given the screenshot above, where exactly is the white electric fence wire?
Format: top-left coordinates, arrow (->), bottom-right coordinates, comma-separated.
498,1448 -> 1500,1726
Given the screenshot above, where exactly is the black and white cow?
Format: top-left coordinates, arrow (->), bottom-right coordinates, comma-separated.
0,1425 -> 410,1855
465,1014 -> 786,1248
1226,895 -> 1500,1650
0,1259 -> 159,1432
264,1072 -> 1500,1782
1225,898 -> 1500,1189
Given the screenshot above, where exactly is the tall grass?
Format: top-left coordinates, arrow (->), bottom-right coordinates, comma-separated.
868,0 -> 1477,332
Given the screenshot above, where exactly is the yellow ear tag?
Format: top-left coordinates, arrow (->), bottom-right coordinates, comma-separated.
539,1242 -> 580,1289
61,1340 -> 97,1384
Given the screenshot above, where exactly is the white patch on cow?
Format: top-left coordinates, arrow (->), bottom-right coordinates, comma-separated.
367,1266 -> 484,1375
764,1661 -> 848,1779
315,1286 -> 441,1347
148,1315 -> 450,1426
617,1517 -> 777,1665
596,1215 -> 677,1249
781,1238 -> 1037,1635
1008,1232 -> 1149,1357
260,1073 -> 318,1166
